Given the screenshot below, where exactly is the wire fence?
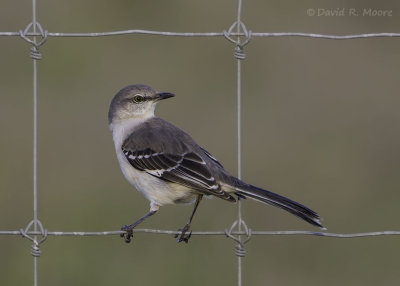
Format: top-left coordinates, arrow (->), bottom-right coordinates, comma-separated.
1,0 -> 400,286
3,229 -> 400,238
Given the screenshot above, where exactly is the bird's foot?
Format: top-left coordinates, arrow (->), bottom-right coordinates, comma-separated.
120,225 -> 134,243
175,224 -> 192,243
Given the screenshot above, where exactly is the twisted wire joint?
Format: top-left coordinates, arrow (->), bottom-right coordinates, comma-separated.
223,21 -> 252,60
19,22 -> 48,60
20,219 -> 48,257
225,219 -> 252,257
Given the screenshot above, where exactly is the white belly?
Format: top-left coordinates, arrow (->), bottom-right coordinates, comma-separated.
116,150 -> 197,206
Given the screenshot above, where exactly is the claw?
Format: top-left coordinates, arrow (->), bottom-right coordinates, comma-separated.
175,225 -> 192,243
120,225 -> 133,243
180,231 -> 192,243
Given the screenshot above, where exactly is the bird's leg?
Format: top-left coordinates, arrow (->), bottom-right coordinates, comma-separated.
175,195 -> 203,243
121,207 -> 158,243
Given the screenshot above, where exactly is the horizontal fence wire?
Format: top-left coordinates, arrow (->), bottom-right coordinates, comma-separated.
2,229 -> 400,238
1,30 -> 400,39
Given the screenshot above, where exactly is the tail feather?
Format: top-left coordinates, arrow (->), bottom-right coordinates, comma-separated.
236,184 -> 324,229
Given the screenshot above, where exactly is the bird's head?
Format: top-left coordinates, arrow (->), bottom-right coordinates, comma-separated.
108,84 -> 174,127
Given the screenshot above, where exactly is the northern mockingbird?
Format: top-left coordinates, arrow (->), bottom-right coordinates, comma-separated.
109,84 -> 324,243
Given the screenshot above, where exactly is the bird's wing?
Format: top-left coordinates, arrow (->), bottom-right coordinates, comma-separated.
200,147 -> 225,168
120,117 -> 236,201
122,147 -> 235,202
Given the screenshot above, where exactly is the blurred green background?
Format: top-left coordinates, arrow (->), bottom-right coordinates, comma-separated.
1,0 -> 400,285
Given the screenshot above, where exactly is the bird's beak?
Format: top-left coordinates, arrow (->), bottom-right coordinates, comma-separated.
156,92 -> 175,101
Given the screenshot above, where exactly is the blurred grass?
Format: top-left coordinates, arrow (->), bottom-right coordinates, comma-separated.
1,0 -> 400,285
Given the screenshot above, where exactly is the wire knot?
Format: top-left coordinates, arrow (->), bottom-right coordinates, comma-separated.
225,219 -> 252,257
19,21 -> 48,60
29,46 -> 42,60
223,20 -> 252,60
234,244 -> 247,257
20,219 -> 48,257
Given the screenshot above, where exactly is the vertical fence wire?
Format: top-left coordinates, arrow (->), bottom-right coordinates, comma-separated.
236,54 -> 244,286
236,0 -> 243,285
31,0 -> 39,285
236,58 -> 243,286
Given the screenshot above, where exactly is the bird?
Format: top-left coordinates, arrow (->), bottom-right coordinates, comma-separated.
108,84 -> 324,243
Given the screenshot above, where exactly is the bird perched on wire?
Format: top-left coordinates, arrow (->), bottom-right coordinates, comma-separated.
108,84 -> 325,243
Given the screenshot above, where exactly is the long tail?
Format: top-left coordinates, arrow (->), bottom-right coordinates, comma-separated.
235,183 -> 325,229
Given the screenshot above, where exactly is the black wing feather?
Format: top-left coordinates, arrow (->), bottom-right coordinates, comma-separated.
122,147 -> 235,202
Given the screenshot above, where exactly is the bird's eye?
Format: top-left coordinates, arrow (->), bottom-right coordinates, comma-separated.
132,94 -> 145,103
